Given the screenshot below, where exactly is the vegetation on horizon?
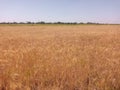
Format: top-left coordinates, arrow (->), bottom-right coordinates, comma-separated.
0,21 -> 105,25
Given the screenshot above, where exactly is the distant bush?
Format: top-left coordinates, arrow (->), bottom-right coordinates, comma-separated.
0,21 -> 104,25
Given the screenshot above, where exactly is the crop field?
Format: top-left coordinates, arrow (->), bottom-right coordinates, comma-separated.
0,25 -> 120,90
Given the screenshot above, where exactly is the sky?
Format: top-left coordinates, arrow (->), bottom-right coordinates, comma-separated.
0,0 -> 120,24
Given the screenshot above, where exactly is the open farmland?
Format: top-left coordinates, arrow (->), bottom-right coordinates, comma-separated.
0,25 -> 120,90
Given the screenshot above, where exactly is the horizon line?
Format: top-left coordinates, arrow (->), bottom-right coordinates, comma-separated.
0,21 -> 120,25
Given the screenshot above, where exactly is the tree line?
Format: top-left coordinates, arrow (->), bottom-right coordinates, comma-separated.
0,21 -> 103,25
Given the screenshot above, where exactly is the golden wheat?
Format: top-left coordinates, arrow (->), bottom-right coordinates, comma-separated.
0,25 -> 120,90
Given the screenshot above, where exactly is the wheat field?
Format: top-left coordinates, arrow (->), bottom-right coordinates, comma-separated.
0,25 -> 120,90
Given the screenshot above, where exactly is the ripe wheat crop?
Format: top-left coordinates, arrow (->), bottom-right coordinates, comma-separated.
0,25 -> 120,90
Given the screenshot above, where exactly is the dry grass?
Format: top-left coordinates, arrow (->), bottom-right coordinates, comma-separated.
0,25 -> 120,90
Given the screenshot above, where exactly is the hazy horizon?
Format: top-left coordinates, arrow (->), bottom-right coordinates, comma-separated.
0,0 -> 120,24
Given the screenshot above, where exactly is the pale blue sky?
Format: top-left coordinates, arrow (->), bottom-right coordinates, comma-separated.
0,0 -> 120,23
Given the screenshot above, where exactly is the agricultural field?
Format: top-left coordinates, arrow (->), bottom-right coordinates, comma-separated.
0,25 -> 120,90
